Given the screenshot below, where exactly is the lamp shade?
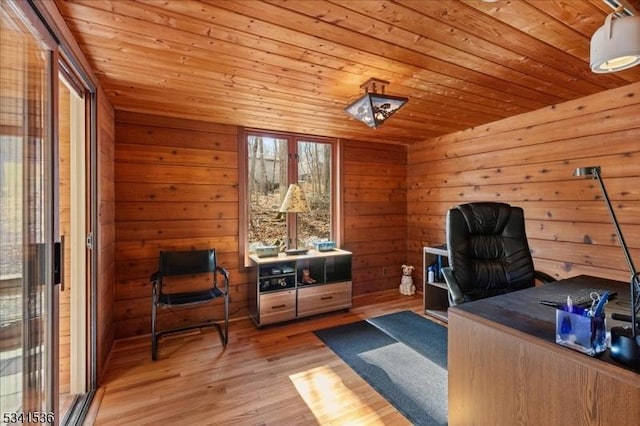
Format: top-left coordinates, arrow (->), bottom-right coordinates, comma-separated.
590,13 -> 640,73
278,184 -> 310,213
573,166 -> 600,177
345,92 -> 408,128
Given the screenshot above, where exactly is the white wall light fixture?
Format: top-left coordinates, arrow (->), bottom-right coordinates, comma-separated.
590,1 -> 640,73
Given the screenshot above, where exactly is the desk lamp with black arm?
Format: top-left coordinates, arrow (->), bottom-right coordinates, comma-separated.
574,166 -> 640,367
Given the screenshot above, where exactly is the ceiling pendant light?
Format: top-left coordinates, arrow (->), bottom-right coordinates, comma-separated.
590,5 -> 640,73
344,78 -> 408,128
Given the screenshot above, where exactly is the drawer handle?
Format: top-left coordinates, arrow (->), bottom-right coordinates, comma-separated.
320,296 -> 333,300
272,304 -> 286,309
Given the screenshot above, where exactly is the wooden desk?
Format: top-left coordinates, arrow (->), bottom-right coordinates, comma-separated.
448,275 -> 640,426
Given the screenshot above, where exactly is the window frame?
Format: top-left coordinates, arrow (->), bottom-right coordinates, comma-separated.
239,128 -> 340,267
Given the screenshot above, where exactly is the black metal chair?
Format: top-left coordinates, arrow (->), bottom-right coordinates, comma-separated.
442,202 -> 555,306
150,249 -> 229,360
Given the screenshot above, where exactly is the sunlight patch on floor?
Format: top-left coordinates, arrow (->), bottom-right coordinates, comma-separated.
290,364 -> 386,425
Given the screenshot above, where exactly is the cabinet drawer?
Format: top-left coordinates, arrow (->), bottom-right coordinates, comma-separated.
297,281 -> 352,318
259,290 -> 296,325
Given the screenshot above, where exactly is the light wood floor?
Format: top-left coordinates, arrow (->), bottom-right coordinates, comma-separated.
86,290 -> 442,425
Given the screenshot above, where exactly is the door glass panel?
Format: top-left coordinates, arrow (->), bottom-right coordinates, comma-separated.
58,76 -> 89,422
297,141 -> 332,245
247,136 -> 288,249
1,0 -> 53,418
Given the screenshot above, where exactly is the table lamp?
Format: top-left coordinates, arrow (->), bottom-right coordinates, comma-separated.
574,166 -> 640,366
278,183 -> 310,255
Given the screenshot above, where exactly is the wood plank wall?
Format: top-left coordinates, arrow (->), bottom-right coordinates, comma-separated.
407,82 -> 640,291
111,82 -> 638,339
342,140 -> 407,295
97,88 -> 115,380
112,113 -> 407,338
113,112 -> 246,338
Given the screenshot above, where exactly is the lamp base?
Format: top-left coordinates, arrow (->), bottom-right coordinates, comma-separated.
284,248 -> 308,256
610,326 -> 640,368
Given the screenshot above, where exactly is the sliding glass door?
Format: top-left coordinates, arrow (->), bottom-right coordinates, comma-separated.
58,72 -> 91,424
1,0 -> 57,421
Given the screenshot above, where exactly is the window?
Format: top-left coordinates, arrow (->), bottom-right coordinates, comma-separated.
242,130 -> 337,261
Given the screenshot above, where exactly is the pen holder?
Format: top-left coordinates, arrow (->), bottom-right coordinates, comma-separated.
555,309 -> 607,356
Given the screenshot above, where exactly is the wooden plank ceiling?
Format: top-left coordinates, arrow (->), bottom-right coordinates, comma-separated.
55,0 -> 640,144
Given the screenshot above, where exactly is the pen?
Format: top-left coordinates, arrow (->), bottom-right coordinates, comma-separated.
566,295 -> 573,313
592,291 -> 609,317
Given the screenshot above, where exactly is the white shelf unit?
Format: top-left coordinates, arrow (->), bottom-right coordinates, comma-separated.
423,245 -> 450,322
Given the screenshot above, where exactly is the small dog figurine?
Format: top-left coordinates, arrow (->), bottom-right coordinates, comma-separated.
399,264 -> 416,295
301,268 -> 316,284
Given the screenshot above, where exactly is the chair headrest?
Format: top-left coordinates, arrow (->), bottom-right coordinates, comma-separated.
455,202 -> 512,234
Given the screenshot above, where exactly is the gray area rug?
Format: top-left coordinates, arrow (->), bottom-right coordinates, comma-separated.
313,310 -> 448,425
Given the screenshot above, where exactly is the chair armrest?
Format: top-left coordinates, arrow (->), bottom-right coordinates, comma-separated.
150,271 -> 160,301
535,270 -> 556,284
441,266 -> 464,307
215,266 -> 230,291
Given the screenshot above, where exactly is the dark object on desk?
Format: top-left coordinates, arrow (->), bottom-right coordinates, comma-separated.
610,272 -> 640,367
150,249 -> 229,360
441,202 -> 556,307
285,248 -> 308,255
610,326 -> 640,368
612,313 -> 640,323
539,288 -> 617,308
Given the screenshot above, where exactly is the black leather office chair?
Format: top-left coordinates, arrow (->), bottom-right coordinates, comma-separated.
150,249 -> 229,360
442,202 -> 555,306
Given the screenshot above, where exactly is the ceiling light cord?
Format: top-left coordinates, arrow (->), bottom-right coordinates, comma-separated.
603,0 -> 637,17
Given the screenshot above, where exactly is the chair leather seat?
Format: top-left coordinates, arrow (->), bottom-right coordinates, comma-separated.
158,287 -> 224,306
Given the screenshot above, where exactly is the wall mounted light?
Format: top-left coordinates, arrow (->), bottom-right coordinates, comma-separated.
590,2 -> 640,73
344,78 -> 408,128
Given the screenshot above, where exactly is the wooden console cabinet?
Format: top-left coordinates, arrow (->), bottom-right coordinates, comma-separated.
248,249 -> 352,327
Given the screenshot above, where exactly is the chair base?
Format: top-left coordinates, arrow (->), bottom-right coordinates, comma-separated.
152,320 -> 228,361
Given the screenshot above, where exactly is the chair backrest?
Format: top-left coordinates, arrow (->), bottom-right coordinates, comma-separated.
157,249 -> 217,294
159,249 -> 216,276
446,202 -> 535,302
